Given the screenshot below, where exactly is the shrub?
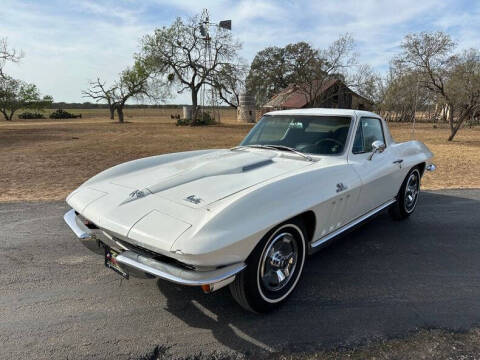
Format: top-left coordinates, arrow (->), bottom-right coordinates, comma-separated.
176,111 -> 216,126
49,109 -> 82,119
18,112 -> 45,119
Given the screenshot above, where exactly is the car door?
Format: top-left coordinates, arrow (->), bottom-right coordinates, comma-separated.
348,117 -> 400,217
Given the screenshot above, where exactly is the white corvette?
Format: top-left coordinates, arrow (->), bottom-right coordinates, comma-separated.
64,109 -> 435,312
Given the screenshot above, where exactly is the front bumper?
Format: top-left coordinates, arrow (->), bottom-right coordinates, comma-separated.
63,209 -> 246,287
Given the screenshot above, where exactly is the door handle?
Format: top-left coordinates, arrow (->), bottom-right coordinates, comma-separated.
393,159 -> 403,164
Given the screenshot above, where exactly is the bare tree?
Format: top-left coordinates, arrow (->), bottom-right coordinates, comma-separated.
82,78 -> 117,119
0,38 -> 23,79
377,68 -> 433,122
444,49 -> 480,139
348,64 -> 383,105
395,31 -> 480,140
294,35 -> 357,106
140,14 -> 241,122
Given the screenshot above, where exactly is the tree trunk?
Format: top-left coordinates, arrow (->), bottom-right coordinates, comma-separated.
448,110 -> 468,141
116,106 -> 124,123
191,88 -> 199,125
447,105 -> 457,141
109,105 -> 115,120
6,110 -> 14,121
0,110 -> 9,121
448,121 -> 460,141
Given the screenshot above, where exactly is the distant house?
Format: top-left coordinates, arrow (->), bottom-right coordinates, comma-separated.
263,79 -> 373,111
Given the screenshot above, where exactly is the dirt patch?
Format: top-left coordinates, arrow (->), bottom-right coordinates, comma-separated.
390,123 -> 480,190
0,111 -> 478,202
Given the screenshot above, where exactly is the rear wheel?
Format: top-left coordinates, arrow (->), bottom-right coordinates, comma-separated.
230,219 -> 307,313
390,167 -> 421,220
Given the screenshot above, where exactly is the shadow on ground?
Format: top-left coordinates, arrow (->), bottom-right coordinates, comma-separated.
152,190 -> 480,357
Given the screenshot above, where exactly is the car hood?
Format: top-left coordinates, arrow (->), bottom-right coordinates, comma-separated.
109,149 -> 311,206
67,149 -> 312,253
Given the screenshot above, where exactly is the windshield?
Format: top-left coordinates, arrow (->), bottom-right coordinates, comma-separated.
240,115 -> 352,155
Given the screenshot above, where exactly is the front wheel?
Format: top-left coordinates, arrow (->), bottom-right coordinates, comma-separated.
390,167 -> 421,220
229,219 -> 307,313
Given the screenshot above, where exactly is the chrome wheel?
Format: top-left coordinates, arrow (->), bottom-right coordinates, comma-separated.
231,221 -> 306,312
259,231 -> 298,292
404,170 -> 420,213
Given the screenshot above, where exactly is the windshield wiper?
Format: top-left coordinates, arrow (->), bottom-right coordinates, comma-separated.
231,144 -> 313,162
262,145 -> 313,161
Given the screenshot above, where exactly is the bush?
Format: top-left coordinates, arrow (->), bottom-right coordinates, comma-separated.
176,111 -> 216,126
18,112 -> 45,119
49,109 -> 82,119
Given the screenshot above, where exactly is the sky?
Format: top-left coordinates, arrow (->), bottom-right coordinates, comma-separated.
1,0 -> 479,104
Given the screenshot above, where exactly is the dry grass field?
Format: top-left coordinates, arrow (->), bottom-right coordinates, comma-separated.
0,108 -> 478,202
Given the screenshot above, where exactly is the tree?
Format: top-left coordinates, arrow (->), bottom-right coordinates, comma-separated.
82,61 -> 165,123
82,78 -> 117,119
376,68 -> 434,122
209,61 -> 247,107
394,31 -> 480,140
246,36 -> 358,107
246,45 -> 290,106
348,64 -> 383,106
140,14 -> 241,122
291,36 -> 357,107
0,76 -> 52,121
0,38 -> 22,79
444,49 -> 480,139
113,61 -> 158,123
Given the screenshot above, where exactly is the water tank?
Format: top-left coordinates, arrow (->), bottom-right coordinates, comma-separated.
183,106 -> 192,120
237,94 -> 256,123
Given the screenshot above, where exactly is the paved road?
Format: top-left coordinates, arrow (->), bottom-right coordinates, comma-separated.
1,189 -> 480,359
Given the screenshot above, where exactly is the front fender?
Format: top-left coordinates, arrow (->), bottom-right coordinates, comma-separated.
171,162 -> 361,266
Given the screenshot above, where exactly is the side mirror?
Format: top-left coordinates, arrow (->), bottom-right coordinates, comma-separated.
368,140 -> 386,160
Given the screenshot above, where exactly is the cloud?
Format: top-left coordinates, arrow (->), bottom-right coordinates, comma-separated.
1,0 -> 478,103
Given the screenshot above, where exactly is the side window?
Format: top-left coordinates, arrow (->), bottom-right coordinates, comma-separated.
352,118 -> 385,154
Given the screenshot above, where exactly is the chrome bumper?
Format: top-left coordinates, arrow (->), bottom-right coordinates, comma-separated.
63,209 -> 246,287
116,251 -> 245,286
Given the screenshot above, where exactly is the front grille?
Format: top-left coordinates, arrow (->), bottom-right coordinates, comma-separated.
75,212 -> 99,229
115,239 -> 196,271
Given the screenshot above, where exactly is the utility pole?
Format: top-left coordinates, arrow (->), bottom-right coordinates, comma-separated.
411,76 -> 420,139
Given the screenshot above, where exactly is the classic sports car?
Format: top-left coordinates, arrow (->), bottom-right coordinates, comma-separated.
64,109 -> 435,313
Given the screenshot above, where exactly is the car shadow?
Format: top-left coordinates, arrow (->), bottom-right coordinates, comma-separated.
154,190 -> 480,356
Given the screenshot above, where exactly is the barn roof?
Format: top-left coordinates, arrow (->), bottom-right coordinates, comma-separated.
263,79 -> 371,109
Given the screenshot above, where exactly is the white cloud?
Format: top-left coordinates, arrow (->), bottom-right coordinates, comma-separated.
1,0 -> 479,103
1,0 -> 156,102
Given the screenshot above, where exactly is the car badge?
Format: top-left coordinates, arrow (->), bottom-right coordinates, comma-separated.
129,189 -> 146,199
336,183 -> 348,193
185,195 -> 202,204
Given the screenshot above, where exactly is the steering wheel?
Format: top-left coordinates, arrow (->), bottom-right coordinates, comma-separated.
314,138 -> 344,154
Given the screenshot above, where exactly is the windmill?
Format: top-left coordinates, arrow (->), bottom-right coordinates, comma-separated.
198,9 -> 231,123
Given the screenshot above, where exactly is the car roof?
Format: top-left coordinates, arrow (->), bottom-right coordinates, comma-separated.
264,108 -> 380,118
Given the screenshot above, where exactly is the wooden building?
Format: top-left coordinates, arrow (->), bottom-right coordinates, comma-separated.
263,79 -> 372,111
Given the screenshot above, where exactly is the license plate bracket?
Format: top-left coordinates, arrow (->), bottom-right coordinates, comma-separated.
104,247 -> 129,279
